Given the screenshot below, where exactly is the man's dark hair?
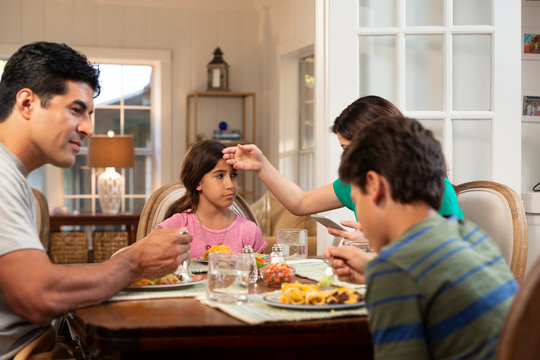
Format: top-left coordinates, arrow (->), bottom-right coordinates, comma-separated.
339,116 -> 446,210
0,41 -> 100,122
330,95 -> 403,140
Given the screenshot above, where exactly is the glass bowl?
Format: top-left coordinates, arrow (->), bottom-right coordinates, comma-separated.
260,262 -> 295,286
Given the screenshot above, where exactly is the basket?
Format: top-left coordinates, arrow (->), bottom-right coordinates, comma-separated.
49,232 -> 88,264
92,231 -> 128,263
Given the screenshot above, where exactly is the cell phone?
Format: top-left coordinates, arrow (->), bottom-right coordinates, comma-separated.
310,215 -> 348,232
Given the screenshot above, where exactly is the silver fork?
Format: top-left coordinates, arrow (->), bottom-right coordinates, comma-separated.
175,230 -> 192,281
318,236 -> 344,287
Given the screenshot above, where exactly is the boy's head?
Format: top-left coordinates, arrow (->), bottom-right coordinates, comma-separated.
0,41 -> 100,122
339,116 -> 446,246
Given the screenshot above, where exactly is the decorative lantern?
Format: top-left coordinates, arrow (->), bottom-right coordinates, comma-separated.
207,47 -> 230,91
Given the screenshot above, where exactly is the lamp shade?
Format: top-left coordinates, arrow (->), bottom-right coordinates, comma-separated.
88,135 -> 135,168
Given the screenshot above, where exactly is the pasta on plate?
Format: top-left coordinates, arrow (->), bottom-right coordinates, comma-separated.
278,281 -> 362,306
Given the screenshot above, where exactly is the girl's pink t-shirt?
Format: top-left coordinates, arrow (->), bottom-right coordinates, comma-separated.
158,211 -> 267,258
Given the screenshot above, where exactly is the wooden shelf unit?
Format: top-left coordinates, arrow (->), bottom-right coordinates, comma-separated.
186,91 -> 256,202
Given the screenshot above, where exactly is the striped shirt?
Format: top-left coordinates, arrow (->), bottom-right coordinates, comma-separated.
366,215 -> 517,360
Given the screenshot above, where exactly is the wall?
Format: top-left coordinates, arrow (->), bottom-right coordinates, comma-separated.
0,0 -> 263,189
522,0 -> 540,274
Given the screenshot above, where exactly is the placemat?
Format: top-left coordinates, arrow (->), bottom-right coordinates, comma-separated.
108,281 -> 207,302
197,292 -> 367,325
287,259 -> 366,289
190,260 -> 208,273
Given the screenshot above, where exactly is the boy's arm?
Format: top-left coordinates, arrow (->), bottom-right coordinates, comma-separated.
366,268 -> 430,360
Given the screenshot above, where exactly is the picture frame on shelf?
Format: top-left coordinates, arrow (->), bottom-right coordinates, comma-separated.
523,29 -> 540,59
522,92 -> 540,123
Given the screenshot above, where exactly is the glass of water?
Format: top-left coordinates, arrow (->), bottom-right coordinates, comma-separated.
207,252 -> 251,303
277,229 -> 308,260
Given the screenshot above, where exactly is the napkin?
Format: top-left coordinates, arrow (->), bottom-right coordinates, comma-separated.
287,259 -> 366,289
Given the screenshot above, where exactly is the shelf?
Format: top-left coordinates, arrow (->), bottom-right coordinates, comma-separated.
186,91 -> 257,202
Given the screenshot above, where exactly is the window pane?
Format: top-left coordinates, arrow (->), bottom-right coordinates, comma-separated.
406,0 -> 443,26
124,155 -> 151,199
405,35 -> 443,111
299,152 -> 314,191
123,65 -> 152,106
453,119 -> 491,183
454,0 -> 492,26
358,0 -> 397,27
0,59 -> 7,76
64,198 -> 93,214
125,110 -> 151,147
418,119 -> 444,149
124,198 -> 146,214
94,109 -> 121,136
303,58 -> 315,102
94,64 -> 122,106
64,155 -> 91,195
453,35 -> 491,111
359,36 -> 396,102
28,166 -> 44,193
301,103 -> 314,148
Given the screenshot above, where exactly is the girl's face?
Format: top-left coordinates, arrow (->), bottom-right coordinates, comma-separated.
196,158 -> 239,210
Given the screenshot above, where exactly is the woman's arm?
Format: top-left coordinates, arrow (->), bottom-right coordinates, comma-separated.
223,144 -> 342,215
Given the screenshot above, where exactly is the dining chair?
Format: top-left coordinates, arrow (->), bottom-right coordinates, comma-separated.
496,257 -> 540,359
31,188 -> 50,249
454,181 -> 528,284
136,181 -> 260,241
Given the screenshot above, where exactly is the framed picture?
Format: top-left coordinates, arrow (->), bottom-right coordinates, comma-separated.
523,29 -> 540,59
522,95 -> 540,123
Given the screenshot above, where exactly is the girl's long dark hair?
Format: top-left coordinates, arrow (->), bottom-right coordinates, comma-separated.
165,140 -> 226,219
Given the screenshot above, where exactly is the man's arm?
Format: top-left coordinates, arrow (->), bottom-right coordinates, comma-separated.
0,227 -> 191,324
223,144 -> 342,215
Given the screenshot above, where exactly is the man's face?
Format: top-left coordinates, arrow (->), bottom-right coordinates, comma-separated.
30,80 -> 94,169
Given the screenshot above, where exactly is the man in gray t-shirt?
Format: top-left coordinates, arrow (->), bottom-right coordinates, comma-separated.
0,42 -> 192,359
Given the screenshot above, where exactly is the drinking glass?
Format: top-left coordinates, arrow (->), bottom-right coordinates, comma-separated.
342,240 -> 373,253
207,252 -> 251,303
277,229 -> 308,260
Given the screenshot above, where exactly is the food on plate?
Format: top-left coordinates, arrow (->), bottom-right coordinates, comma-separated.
277,281 -> 363,306
203,244 -> 232,260
261,262 -> 295,286
130,273 -> 186,286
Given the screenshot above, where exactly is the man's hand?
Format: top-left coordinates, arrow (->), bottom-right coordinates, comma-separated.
129,227 -> 192,282
222,144 -> 263,172
323,245 -> 374,284
327,220 -> 368,242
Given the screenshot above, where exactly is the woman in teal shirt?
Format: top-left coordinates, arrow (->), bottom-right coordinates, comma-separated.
223,96 -> 463,241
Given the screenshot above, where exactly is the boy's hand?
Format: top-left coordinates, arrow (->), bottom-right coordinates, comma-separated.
324,246 -> 374,284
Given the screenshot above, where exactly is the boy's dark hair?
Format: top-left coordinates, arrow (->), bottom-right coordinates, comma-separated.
339,116 -> 446,210
165,140 -> 229,218
0,41 -> 100,122
330,95 -> 403,140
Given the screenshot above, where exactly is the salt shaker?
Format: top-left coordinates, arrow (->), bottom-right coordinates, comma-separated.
270,243 -> 285,264
242,245 -> 258,284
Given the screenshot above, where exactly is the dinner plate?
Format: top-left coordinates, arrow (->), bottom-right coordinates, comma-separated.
262,293 -> 365,310
125,275 -> 205,291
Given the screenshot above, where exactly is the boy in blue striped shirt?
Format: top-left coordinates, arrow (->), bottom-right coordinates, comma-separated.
326,116 -> 517,359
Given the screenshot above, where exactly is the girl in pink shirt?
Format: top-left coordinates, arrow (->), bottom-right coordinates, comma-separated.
158,140 -> 266,258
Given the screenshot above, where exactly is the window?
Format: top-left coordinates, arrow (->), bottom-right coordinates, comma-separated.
64,64 -> 154,214
298,56 -> 315,191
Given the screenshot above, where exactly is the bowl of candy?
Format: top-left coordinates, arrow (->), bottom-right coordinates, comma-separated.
261,262 -> 295,286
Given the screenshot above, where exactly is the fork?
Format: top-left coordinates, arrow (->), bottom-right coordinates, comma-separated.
318,236 -> 344,287
175,231 -> 192,281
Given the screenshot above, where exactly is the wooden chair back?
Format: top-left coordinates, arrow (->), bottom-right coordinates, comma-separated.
136,182 -> 259,241
31,188 -> 50,249
455,181 -> 528,283
496,258 -> 540,359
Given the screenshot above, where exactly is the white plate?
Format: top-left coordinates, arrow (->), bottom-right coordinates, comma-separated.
125,275 -> 205,291
262,292 -> 365,310
195,257 -> 209,263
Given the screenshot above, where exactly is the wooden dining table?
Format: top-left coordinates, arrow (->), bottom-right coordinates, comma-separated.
65,275 -> 373,359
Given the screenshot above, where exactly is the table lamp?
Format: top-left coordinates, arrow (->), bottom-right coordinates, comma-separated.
88,132 -> 135,215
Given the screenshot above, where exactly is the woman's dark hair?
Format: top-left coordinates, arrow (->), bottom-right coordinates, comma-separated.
0,41 -> 100,122
330,95 -> 403,140
339,116 -> 446,210
165,140 -> 227,218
